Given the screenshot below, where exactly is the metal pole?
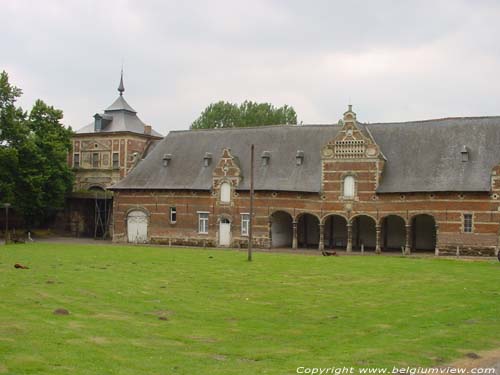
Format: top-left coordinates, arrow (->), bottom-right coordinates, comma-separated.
248,144 -> 254,261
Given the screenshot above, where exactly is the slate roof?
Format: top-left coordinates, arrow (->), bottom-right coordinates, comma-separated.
76,96 -> 162,137
110,117 -> 500,193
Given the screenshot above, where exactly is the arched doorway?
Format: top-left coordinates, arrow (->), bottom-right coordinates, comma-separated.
127,210 -> 148,243
323,215 -> 348,250
351,215 -> 376,251
381,215 -> 406,251
297,213 -> 320,249
270,211 -> 293,248
411,214 -> 436,251
219,217 -> 231,246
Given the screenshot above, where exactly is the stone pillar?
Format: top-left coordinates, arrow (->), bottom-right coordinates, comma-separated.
292,220 -> 298,250
434,224 -> 440,256
405,224 -> 411,255
267,219 -> 272,249
375,224 -> 381,254
318,223 -> 325,252
346,222 -> 353,253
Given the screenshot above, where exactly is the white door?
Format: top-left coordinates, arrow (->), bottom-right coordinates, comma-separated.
127,210 -> 148,243
219,218 -> 231,246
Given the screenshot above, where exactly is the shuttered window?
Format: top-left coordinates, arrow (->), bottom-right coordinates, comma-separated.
220,182 -> 231,203
343,176 -> 355,198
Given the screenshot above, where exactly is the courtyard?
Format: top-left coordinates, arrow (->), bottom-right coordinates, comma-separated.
0,243 -> 498,374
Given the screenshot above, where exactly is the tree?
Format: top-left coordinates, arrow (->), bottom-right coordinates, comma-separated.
0,71 -> 74,228
190,100 -> 297,129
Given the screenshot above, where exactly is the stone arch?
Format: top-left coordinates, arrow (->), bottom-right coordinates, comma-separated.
380,214 -> 407,251
410,214 -> 437,251
350,214 -> 377,251
323,214 -> 348,250
297,213 -> 320,249
217,213 -> 233,223
270,210 -> 293,248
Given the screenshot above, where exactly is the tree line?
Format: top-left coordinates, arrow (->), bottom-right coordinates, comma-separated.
0,71 -> 73,228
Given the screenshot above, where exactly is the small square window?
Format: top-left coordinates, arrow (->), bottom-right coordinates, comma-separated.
464,214 -> 473,233
241,213 -> 250,236
170,207 -> 177,224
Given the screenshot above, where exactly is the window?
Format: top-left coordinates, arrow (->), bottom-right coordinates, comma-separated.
220,182 -> 231,203
92,152 -> 99,168
113,153 -> 119,169
170,207 -> 177,224
241,213 -> 250,236
198,212 -> 209,234
343,175 -> 355,198
464,214 -> 473,233
73,153 -> 80,168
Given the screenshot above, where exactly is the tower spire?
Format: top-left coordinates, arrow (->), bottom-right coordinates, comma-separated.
118,68 -> 125,96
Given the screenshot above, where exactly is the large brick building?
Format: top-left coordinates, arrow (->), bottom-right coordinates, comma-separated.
66,74 -> 162,237
110,106 -> 500,256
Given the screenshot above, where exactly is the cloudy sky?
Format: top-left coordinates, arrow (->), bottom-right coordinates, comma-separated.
1,0 -> 500,135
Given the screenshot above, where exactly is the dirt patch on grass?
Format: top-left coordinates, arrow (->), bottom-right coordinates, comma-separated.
144,309 -> 173,320
444,348 -> 500,370
0,364 -> 8,373
53,308 -> 70,315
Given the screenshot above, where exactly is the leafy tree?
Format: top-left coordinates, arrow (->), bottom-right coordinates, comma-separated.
190,100 -> 297,129
0,71 -> 74,228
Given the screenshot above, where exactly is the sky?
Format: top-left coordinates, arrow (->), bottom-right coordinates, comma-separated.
1,0 -> 500,135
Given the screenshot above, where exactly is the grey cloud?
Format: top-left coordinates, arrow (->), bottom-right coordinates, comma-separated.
1,0 -> 500,135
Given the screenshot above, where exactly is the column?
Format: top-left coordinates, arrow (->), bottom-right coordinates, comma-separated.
346,222 -> 353,252
292,220 -> 298,250
405,224 -> 411,255
434,224 -> 439,256
267,219 -> 272,249
375,224 -> 381,254
318,223 -> 325,252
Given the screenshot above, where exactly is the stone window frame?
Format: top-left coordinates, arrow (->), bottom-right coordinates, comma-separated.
240,213 -> 250,237
197,211 -> 209,234
112,152 -> 120,169
220,181 -> 231,204
340,172 -> 357,201
73,153 -> 80,168
463,213 -> 474,234
169,207 -> 177,224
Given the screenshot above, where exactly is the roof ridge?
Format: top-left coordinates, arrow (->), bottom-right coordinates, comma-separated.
171,124 -> 339,134
365,115 -> 500,126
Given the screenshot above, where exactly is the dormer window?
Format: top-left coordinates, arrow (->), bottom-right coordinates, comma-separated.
343,175 -> 355,199
261,151 -> 271,166
203,152 -> 213,167
220,182 -> 231,203
163,154 -> 172,167
296,150 -> 304,166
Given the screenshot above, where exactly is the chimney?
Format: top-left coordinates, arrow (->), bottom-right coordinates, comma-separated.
144,125 -> 152,135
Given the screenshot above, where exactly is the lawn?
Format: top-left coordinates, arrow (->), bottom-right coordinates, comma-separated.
0,243 -> 499,374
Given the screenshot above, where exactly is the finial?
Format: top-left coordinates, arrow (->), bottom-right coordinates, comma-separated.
348,104 -> 353,112
118,68 -> 125,96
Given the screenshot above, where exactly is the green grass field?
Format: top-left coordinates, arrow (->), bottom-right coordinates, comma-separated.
0,243 -> 499,374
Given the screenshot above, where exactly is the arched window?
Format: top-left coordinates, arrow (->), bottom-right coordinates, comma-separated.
343,176 -> 355,198
220,182 -> 231,203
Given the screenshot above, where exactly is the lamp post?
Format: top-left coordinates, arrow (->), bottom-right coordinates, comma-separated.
4,203 -> 10,243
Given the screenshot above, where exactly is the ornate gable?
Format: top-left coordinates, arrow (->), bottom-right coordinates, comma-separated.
322,105 -> 381,160
212,148 -> 242,189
